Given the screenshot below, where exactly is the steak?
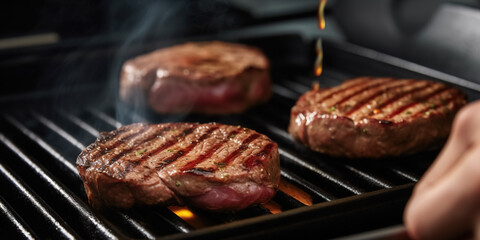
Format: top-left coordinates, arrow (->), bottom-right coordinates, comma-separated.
288,77 -> 467,158
77,122 -> 280,212
120,41 -> 271,115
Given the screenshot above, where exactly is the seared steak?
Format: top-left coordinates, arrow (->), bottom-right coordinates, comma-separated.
289,77 -> 467,158
77,122 -> 280,211
120,41 -> 271,115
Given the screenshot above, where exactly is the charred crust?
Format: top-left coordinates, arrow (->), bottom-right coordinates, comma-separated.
77,122 -> 280,210
288,77 -> 467,158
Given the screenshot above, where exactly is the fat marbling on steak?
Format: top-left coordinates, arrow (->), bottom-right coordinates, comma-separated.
77,122 -> 280,211
288,77 -> 467,158
120,41 -> 271,114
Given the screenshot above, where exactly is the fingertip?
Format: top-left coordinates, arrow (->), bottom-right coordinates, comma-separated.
403,192 -> 436,240
452,100 -> 480,139
403,199 -> 422,240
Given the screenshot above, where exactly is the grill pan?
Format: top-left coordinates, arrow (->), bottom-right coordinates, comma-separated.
1,34 -> 479,239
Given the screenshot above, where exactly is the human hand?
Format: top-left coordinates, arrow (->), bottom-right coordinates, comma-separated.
404,100 -> 480,239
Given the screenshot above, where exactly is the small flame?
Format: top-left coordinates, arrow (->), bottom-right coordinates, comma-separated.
168,206 -> 209,229
171,207 -> 194,218
318,0 -> 327,30
315,65 -> 323,77
314,39 -> 323,77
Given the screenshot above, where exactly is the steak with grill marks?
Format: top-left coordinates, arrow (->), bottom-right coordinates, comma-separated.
120,41 -> 271,115
288,77 -> 467,158
76,122 -> 280,211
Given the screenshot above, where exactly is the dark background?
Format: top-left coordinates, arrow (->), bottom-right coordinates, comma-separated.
2,0 -> 480,97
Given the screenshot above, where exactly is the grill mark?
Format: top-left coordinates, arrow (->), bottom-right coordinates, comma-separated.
315,77 -> 371,103
181,129 -> 241,173
140,127 -> 196,163
333,78 -> 393,107
243,142 -> 276,169
98,127 -> 130,143
100,126 -> 170,172
344,79 -> 413,116
387,86 -> 449,118
220,133 -> 261,166
373,81 -> 432,112
93,124 -> 150,160
116,125 -> 200,178
103,125 -> 174,166
412,89 -> 461,117
155,125 -> 220,169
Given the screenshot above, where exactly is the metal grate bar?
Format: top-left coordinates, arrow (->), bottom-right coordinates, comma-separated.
344,165 -> 393,189
31,110 -> 86,150
283,69 -> 347,89
391,168 -> 419,182
279,148 -> 364,195
0,162 -> 79,239
57,109 -> 100,137
86,107 -> 123,128
0,133 -> 121,239
279,79 -> 311,95
271,191 -> 305,210
281,169 -> 335,202
321,68 -> 353,83
4,114 -> 78,174
100,210 -> 158,239
120,216 -> 156,239
0,196 -> 38,240
147,207 -> 194,233
272,84 -> 301,101
246,114 -> 293,142
325,40 -> 480,92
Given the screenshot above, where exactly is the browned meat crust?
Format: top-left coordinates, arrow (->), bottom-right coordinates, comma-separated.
120,41 -> 271,114
77,122 -> 280,211
288,77 -> 467,158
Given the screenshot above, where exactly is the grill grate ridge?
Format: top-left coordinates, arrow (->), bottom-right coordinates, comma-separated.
344,165 -> 394,189
0,134 -> 121,239
280,169 -> 335,202
278,148 -> 365,195
0,195 -> 38,240
0,162 -> 79,239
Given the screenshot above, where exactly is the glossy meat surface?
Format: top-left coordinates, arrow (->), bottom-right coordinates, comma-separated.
120,41 -> 271,114
289,77 -> 467,158
77,122 -> 280,211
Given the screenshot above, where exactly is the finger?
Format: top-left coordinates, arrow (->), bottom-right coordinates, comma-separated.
404,145 -> 480,240
415,101 -> 480,193
476,217 -> 480,240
